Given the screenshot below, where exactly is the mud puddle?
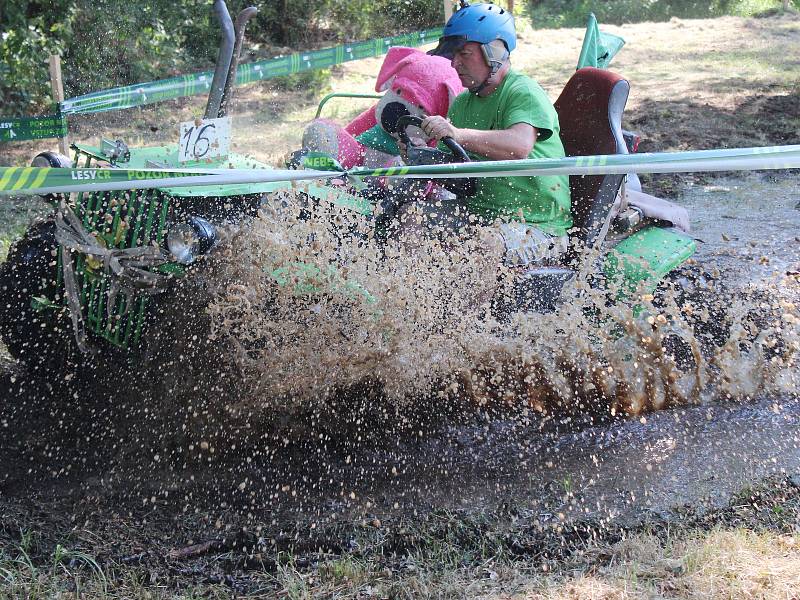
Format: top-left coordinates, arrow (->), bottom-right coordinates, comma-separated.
196,393 -> 800,525
2,379 -> 799,579
683,171 -> 800,286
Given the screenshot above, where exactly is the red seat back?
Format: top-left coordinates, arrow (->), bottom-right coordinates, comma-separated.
554,67 -> 630,245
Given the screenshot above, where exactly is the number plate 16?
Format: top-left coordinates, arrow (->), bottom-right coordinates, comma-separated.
178,116 -> 231,163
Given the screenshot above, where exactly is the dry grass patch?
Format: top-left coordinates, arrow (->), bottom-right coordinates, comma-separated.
516,529 -> 800,600
681,530 -> 800,598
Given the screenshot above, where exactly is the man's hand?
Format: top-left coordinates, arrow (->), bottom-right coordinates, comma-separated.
421,115 -> 459,142
421,120 -> 536,162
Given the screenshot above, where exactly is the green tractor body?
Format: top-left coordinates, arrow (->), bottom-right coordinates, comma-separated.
65,142 -> 274,350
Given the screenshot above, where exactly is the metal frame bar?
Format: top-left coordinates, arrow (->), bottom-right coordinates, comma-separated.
314,92 -> 382,119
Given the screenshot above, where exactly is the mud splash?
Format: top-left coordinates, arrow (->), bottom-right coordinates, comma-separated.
203,181 -> 799,428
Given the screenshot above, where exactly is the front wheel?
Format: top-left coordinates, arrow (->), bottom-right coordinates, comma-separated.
0,218 -> 78,373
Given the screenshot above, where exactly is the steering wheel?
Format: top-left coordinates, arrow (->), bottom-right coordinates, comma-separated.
395,115 -> 471,163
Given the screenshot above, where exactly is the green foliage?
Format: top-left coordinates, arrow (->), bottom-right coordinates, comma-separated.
323,0 -> 443,40
248,0 -> 327,47
0,8 -> 68,112
526,0 -> 797,28
61,2 -> 188,98
1,1 -> 190,113
269,69 -> 333,95
0,0 -> 441,115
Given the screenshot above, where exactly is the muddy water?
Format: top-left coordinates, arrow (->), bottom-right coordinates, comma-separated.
468,172 -> 800,519
162,171 -> 800,523
207,176 -> 799,420
234,394 -> 800,523
683,173 -> 800,286
1,172 -> 799,538
390,172 -> 800,521
433,396 -> 800,521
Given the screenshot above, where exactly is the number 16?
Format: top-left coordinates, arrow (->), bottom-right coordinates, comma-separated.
183,123 -> 215,159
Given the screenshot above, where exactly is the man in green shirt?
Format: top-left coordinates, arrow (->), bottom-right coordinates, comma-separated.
420,1 -> 572,266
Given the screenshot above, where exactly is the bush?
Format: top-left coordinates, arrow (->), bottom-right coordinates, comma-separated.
0,0 -> 443,115
269,69 -> 332,95
323,0 -> 443,39
61,1 -> 187,99
1,1 -> 191,114
0,6 -> 68,112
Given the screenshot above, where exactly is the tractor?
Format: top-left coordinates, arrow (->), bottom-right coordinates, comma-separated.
0,0 -> 698,378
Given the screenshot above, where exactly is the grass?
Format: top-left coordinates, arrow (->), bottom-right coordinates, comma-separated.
0,530 -> 110,599
4,476 -> 797,598
0,538 -> 230,599
526,529 -> 800,599
736,0 -> 800,15
258,484 -> 800,599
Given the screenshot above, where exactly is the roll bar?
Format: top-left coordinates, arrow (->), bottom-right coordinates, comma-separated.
219,6 -> 259,117
204,0 -> 235,119
314,93 -> 382,119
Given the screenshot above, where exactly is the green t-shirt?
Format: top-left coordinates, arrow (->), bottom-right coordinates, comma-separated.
447,70 -> 572,236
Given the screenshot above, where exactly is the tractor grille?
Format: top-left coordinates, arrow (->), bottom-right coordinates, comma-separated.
60,149 -> 172,349
79,188 -> 169,348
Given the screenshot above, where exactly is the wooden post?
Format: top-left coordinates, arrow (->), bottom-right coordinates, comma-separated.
48,54 -> 69,155
444,0 -> 453,22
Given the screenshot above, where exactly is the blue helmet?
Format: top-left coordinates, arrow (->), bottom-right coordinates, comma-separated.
430,3 -> 517,63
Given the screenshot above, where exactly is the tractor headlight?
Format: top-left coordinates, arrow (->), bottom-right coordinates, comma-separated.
166,217 -> 217,265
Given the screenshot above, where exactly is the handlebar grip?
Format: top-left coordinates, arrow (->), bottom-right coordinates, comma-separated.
441,137 -> 470,163
395,114 -> 471,163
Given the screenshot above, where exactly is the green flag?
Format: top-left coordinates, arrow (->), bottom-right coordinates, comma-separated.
577,13 -> 626,70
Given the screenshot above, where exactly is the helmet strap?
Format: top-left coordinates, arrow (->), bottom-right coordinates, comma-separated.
469,69 -> 495,95
470,44 -> 506,95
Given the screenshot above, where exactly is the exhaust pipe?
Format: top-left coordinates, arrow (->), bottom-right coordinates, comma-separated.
204,0 -> 235,119
218,6 -> 259,118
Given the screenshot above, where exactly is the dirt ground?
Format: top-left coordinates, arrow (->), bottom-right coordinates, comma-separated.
1,12 -> 800,600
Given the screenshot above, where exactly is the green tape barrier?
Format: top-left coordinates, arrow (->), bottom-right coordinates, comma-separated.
349,144 -> 800,179
2,145 -> 798,197
0,165 -> 334,196
0,113 -> 67,142
59,28 -> 443,116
